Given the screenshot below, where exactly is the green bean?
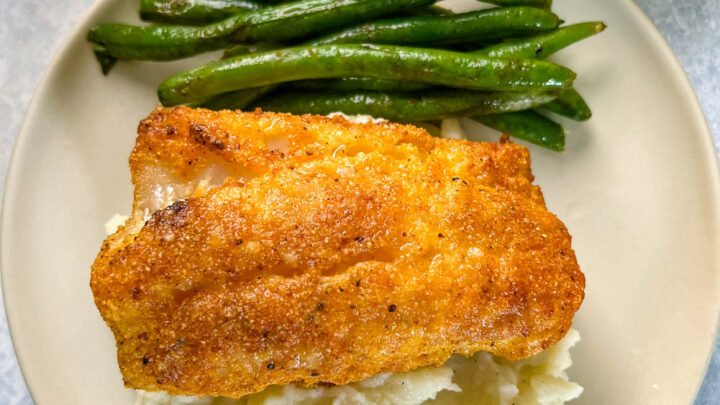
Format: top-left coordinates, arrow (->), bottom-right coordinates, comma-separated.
475,23 -> 602,122
248,89 -> 560,122
88,0 -> 435,61
216,21 -> 602,108
474,22 -> 606,59
160,44 -> 575,106
289,77 -> 432,92
541,88 -> 592,121
474,110 -> 564,151
311,7 -> 560,46
207,7 -> 564,109
481,0 -> 551,9
88,29 -> 230,62
201,86 -> 275,110
93,47 -> 118,75
263,23 -> 602,104
141,0 -> 450,26
201,86 -> 275,109
139,0 -> 263,25
202,74 -> 434,108
207,5 -> 500,107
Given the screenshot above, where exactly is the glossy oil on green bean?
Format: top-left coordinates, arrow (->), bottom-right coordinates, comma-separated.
140,0 -> 263,25
201,86 -> 275,110
282,23 -> 604,99
225,21 -> 602,114
541,88 -> 592,121
289,77 -> 432,92
249,21 -> 603,106
89,0 -> 435,61
311,7 -> 560,46
203,8 -> 569,111
159,44 -> 575,105
250,89 -> 559,122
474,21 -> 606,59
473,23 -> 602,122
474,110 -> 564,151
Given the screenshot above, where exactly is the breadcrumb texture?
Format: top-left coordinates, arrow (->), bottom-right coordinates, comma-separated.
91,107 -> 584,399
135,329 -> 582,405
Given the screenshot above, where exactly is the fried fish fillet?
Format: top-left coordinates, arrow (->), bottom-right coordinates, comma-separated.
91,107 -> 584,398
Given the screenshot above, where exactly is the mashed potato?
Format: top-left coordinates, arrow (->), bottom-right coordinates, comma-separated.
113,116 -> 583,405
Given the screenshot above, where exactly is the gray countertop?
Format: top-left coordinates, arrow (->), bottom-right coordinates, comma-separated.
0,0 -> 718,403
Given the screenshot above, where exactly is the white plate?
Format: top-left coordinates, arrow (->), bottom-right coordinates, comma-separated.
2,0 -> 719,404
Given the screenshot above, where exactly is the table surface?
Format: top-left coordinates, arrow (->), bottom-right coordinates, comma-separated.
0,0 -> 718,403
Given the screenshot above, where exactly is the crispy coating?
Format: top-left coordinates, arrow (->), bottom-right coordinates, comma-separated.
129,107 -> 544,216
91,107 -> 583,398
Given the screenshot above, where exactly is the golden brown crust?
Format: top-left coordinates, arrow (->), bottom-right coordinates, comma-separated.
129,107 -> 544,215
91,107 -> 583,398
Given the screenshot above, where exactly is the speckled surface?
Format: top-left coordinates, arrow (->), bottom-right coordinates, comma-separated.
0,1 -> 718,404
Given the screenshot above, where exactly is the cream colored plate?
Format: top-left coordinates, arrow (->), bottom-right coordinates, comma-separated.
2,0 -> 719,404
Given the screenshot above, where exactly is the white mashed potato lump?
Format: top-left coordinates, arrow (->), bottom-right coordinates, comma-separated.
109,115 -> 582,405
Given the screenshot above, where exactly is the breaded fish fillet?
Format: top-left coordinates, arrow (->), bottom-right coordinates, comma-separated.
91,107 -> 584,398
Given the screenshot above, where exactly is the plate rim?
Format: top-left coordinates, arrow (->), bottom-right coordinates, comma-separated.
0,0 -> 116,402
1,0 -> 719,403
622,1 -> 720,400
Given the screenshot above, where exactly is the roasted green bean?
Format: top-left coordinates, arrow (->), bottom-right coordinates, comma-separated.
201,86 -> 276,110
474,110 -> 564,151
475,23 -> 602,122
139,0 -> 263,25
93,48 -> 118,75
311,7 -> 560,46
289,77 -> 431,92
275,23 -> 603,106
541,88 -> 592,121
159,44 -> 575,106
141,0 -> 453,25
89,0 -> 435,61
474,21 -> 606,59
214,21 -> 603,108
249,89 -> 560,122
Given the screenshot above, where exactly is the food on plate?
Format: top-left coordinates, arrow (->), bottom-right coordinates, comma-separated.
133,328 -> 582,405
249,88 -> 555,123
139,0 -> 265,25
157,44 -> 575,106
91,107 -> 584,400
540,89 -> 593,121
88,0 -> 436,62
308,7 -> 561,46
198,21 -> 602,141
87,1 -> 605,151
137,0 -> 455,25
475,110 -> 565,151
